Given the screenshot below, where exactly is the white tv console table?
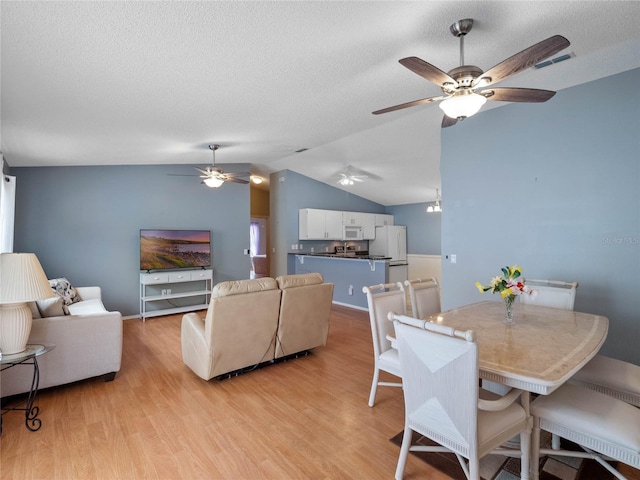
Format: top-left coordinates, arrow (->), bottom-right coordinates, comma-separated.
140,269 -> 213,320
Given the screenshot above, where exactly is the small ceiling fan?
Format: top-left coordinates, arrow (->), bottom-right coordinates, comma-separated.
373,19 -> 570,128
195,145 -> 250,188
337,165 -> 368,186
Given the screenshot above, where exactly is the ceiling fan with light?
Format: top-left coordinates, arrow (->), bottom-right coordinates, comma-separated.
191,144 -> 250,188
373,19 -> 570,128
337,165 -> 368,186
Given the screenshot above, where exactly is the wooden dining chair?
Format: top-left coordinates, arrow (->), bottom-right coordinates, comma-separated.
531,383 -> 640,480
391,313 -> 532,480
403,277 -> 440,319
362,283 -> 407,407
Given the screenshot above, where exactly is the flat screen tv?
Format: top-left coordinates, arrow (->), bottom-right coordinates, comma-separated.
140,229 -> 211,271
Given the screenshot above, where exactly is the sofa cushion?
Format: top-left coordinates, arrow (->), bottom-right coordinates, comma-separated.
67,299 -> 108,315
212,277 -> 278,298
28,301 -> 42,319
276,273 -> 323,289
49,277 -> 80,314
36,296 -> 65,317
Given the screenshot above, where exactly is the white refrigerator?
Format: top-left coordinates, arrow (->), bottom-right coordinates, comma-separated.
369,225 -> 408,283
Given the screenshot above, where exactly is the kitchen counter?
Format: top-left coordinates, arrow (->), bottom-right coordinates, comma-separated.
292,254 -> 389,309
290,253 -> 391,261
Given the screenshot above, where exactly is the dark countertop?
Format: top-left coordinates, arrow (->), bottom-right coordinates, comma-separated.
290,253 -> 391,261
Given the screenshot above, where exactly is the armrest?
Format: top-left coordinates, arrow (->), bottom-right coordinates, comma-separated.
478,388 -> 525,411
76,286 -> 102,301
386,334 -> 397,350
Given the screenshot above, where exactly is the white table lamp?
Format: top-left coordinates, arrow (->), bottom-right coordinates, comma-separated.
0,253 -> 54,354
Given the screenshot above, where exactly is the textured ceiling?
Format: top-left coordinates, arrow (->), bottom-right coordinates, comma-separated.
2,1 -> 639,205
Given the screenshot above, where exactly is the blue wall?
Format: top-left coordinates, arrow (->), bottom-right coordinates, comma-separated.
386,202 -> 441,255
440,68 -> 640,364
11,164 -> 251,316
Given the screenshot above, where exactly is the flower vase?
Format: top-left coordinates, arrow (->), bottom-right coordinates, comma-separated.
504,296 -> 516,325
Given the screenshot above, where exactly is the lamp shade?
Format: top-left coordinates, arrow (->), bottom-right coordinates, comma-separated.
439,91 -> 487,119
204,177 -> 224,188
0,253 -> 53,304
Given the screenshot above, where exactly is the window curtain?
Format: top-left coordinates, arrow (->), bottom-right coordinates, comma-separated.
0,174 -> 16,253
249,222 -> 260,256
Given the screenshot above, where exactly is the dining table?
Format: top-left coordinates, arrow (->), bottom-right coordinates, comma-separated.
421,301 -> 609,395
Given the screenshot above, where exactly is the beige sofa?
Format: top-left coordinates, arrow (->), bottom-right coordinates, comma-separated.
0,286 -> 123,398
181,273 -> 334,380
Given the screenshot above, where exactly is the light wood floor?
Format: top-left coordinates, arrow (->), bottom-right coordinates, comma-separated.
0,305 -> 450,480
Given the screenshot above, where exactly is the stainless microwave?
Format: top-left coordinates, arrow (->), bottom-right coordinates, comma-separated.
343,225 -> 364,240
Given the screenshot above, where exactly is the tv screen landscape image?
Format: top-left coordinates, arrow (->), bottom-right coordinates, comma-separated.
140,229 -> 211,271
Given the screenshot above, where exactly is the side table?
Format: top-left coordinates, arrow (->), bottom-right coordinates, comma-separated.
1,344 -> 55,434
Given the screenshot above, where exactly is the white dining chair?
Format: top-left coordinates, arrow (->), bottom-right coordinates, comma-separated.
362,282 -> 406,407
403,277 -> 440,319
531,383 -> 640,480
391,313 -> 532,480
570,354 -> 640,407
520,278 -> 578,310
523,278 -> 640,435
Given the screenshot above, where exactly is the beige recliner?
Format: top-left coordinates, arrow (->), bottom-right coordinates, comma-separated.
275,273 -> 334,359
181,277 -> 282,380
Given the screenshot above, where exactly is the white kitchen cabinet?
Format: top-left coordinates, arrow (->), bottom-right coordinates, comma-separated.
342,211 -> 362,226
375,214 -> 394,226
299,209 -> 343,240
362,213 -> 376,239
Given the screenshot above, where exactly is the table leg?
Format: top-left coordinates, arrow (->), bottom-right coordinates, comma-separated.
24,357 -> 43,432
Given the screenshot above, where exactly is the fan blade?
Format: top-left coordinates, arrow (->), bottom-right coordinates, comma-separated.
399,57 -> 456,86
224,177 -> 250,184
194,167 -> 211,175
473,35 -> 570,87
441,115 -> 458,128
482,87 -> 556,103
352,177 -> 366,182
167,174 -> 199,177
373,95 -> 447,115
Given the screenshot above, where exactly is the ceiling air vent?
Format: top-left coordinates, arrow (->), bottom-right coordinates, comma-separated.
533,52 -> 575,70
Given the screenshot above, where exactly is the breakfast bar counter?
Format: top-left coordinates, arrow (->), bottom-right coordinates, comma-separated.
292,254 -> 390,309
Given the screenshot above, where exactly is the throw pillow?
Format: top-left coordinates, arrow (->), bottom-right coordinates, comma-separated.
28,301 -> 42,319
48,277 -> 80,314
36,296 -> 65,317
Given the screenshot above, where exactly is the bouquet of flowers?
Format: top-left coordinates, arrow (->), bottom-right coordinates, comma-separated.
476,266 -> 534,323
475,265 -> 534,298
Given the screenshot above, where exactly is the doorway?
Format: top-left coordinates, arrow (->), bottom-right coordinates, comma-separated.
250,216 -> 269,278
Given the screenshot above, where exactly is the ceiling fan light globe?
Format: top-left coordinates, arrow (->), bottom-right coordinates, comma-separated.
439,91 -> 486,119
204,177 -> 224,188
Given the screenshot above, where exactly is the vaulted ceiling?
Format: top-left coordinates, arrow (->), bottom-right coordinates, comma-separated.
2,1 -> 639,205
